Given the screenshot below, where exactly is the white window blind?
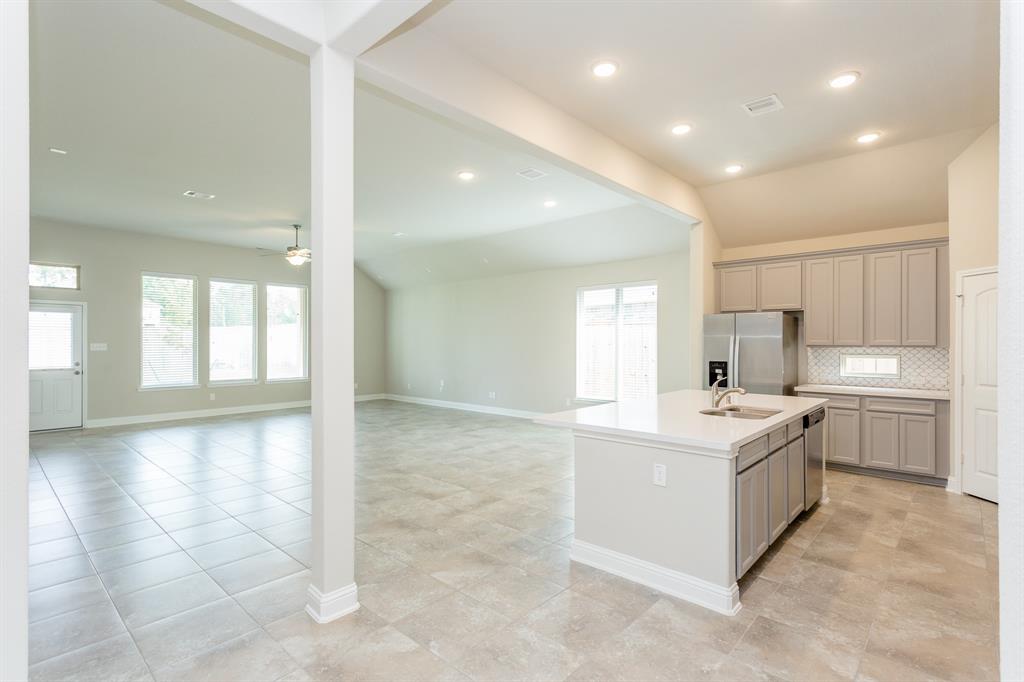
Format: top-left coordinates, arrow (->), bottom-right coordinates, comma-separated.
29,311 -> 75,370
210,279 -> 257,383
141,273 -> 197,388
266,284 -> 307,381
576,283 -> 658,401
29,263 -> 79,289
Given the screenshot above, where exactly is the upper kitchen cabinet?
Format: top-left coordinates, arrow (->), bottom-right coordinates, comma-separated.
865,251 -> 902,346
719,265 -> 758,312
901,248 -> 938,346
758,261 -> 803,311
803,258 -> 834,345
834,255 -> 865,346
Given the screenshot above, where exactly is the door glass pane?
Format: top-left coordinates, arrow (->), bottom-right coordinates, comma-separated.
29,311 -> 75,369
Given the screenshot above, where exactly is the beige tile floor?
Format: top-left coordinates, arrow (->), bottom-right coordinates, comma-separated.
27,400 -> 999,681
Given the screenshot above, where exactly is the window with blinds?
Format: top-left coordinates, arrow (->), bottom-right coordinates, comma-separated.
266,284 -> 307,381
141,273 -> 198,388
210,279 -> 257,383
576,283 -> 658,401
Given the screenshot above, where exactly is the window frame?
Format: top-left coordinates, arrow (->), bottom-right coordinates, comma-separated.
264,282 -> 309,383
575,280 -> 658,403
139,271 -> 200,391
208,277 -> 259,386
29,262 -> 81,290
839,352 -> 902,380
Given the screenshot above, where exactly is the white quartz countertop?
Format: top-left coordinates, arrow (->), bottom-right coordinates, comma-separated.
535,389 -> 828,454
794,384 -> 950,401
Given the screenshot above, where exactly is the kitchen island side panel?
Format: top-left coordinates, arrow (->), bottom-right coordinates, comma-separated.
572,433 -> 737,588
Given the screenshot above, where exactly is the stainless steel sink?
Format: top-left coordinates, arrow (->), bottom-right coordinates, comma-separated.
699,405 -> 783,419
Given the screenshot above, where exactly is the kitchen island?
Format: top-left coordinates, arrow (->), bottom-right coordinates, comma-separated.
536,389 -> 828,614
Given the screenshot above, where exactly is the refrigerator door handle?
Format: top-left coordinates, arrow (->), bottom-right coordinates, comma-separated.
727,335 -> 736,388
733,336 -> 741,388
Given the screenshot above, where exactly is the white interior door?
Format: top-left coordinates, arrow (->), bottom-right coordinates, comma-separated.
960,270 -> 998,502
29,303 -> 84,431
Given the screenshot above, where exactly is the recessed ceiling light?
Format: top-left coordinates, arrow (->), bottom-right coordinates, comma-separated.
857,131 -> 882,144
182,189 -> 216,199
48,147 -> 68,155
670,123 -> 693,136
829,71 -> 860,89
393,231 -> 406,237
543,200 -> 557,208
725,164 -> 744,174
591,61 -> 618,78
457,170 -> 475,181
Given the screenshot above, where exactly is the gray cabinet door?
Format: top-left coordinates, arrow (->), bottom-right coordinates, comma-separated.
863,411 -> 900,470
719,266 -> 758,312
758,261 -> 803,311
900,414 -> 937,475
834,255 -> 865,346
901,247 -> 938,346
803,258 -> 834,345
736,458 -> 769,578
865,251 -> 902,346
768,449 -> 788,542
827,408 -> 861,465
787,437 -> 805,522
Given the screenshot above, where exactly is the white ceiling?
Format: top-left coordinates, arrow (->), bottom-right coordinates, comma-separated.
30,0 -> 677,286
421,0 -> 999,187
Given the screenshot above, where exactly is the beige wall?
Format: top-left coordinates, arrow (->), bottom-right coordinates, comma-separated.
354,266 -> 386,395
948,124 -> 999,276
719,221 -> 949,262
688,222 -> 722,388
385,250 -> 690,414
31,219 -> 315,421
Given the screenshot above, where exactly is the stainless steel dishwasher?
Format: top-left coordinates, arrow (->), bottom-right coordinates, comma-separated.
803,408 -> 825,509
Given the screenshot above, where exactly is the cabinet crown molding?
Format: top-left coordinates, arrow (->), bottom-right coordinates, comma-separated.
714,237 -> 949,269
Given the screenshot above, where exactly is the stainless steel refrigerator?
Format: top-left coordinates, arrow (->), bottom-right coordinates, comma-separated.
702,312 -> 799,395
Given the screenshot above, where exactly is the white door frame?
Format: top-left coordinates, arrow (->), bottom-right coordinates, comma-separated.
29,299 -> 88,430
951,266 -> 999,495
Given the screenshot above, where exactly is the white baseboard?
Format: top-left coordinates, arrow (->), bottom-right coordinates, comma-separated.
84,400 -> 312,428
571,539 -> 741,616
305,582 -> 359,624
354,393 -> 388,402
368,393 -> 542,419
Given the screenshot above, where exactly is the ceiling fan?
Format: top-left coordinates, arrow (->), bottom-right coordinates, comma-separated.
261,224 -> 311,265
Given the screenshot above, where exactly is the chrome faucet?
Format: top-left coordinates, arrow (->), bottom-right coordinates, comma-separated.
711,376 -> 747,408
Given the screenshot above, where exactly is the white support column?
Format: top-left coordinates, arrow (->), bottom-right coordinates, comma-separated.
0,0 -> 31,678
305,43 -> 358,624
999,0 -> 1024,678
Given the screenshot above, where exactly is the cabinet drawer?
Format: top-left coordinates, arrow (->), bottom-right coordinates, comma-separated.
768,427 -> 787,452
737,435 -> 769,472
787,419 -> 803,443
863,397 -> 935,415
800,393 -> 860,410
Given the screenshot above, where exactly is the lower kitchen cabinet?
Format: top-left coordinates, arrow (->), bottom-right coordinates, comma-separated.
900,414 -> 937,475
786,437 -> 805,522
827,408 -> 861,465
863,411 -> 900,470
768,449 -> 788,543
736,458 -> 769,578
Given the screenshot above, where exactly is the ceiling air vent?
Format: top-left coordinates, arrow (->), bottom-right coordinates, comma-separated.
516,167 -> 548,180
742,94 -> 784,117
183,189 -> 216,200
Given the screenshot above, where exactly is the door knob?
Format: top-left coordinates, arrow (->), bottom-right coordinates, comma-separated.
74,370 -> 81,375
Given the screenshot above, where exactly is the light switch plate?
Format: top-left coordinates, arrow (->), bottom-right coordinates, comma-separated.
653,463 -> 667,487
89,342 -> 108,351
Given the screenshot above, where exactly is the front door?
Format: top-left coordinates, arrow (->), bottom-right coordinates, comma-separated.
960,270 -> 998,502
29,302 -> 84,431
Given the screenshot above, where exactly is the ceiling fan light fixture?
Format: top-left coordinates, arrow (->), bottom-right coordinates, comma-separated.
286,254 -> 308,266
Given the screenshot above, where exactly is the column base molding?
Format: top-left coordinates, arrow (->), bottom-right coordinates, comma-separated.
305,582 -> 359,624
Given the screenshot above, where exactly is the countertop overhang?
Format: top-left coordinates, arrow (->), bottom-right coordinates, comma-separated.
534,389 -> 828,454
794,384 -> 950,401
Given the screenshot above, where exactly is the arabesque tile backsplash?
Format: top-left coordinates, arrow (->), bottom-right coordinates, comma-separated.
806,346 -> 950,390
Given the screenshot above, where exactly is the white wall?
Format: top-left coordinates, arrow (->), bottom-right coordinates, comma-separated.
385,250 -> 689,414
31,218 -> 314,421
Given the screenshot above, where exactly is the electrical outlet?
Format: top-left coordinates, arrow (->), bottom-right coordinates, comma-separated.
439,379 -> 445,392
354,382 -> 359,390
488,391 -> 496,400
565,397 -> 572,407
653,463 -> 667,487
407,383 -> 412,390
209,393 -> 216,402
